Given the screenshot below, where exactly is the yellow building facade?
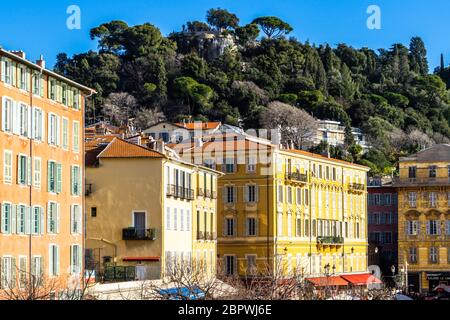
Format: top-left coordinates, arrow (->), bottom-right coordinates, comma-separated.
85,138 -> 220,281
395,144 -> 450,293
175,133 -> 370,279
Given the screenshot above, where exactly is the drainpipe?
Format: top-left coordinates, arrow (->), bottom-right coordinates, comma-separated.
28,65 -> 43,286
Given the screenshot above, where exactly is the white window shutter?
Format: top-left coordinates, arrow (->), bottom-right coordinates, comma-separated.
47,113 -> 51,144
0,58 -> 5,82
25,206 -> 31,235
56,204 -> 61,234
27,156 -> 32,186
1,97 -> 6,132
27,105 -> 32,138
70,205 -> 75,234
12,101 -> 19,135
11,205 -> 17,234
56,116 -> 61,147
47,203 -> 51,234
49,246 -> 53,276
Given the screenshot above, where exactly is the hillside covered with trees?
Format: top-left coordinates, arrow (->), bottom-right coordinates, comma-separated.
54,8 -> 450,175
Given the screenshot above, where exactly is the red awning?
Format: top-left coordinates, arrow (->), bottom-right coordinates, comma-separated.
306,276 -> 349,287
122,257 -> 160,262
340,273 -> 382,285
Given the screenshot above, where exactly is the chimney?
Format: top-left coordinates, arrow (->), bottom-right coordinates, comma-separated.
36,55 -> 45,69
156,140 -> 166,154
11,50 -> 26,59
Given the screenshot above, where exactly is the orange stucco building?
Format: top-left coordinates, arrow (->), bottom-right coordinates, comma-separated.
0,49 -> 94,298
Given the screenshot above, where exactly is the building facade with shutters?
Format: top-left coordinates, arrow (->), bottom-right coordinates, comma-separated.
84,138 -> 221,281
0,49 -> 93,297
175,132 -> 370,279
395,144 -> 450,293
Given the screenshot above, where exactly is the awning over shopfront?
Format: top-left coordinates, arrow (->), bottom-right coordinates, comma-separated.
341,273 -> 382,285
306,276 -> 349,287
122,256 -> 160,262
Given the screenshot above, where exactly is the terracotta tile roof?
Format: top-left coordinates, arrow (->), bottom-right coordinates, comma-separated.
85,135 -> 118,151
175,122 -> 221,130
286,149 -> 370,169
98,138 -> 165,159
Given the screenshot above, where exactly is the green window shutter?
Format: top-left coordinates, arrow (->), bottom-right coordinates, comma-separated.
40,75 -> 45,97
47,203 -> 51,234
1,204 -> 5,233
47,161 -> 52,192
11,63 -> 16,87
40,207 -> 44,235
17,155 -> 21,184
11,257 -> 16,289
56,246 -> 60,275
17,66 -> 22,88
56,163 -> 62,194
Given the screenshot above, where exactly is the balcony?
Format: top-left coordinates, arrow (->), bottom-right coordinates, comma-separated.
286,172 -> 308,184
85,184 -> 93,196
317,236 -> 344,245
167,185 -> 194,200
393,176 -> 450,187
205,189 -> 212,198
198,188 -> 204,197
349,183 -> 365,193
122,228 -> 158,241
197,231 -> 205,241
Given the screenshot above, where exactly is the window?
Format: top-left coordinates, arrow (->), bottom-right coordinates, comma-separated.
33,73 -> 44,96
16,205 -> 27,234
408,166 -> 416,179
409,247 -> 417,264
225,218 -> 235,237
247,157 -> 256,173
32,157 -> 42,189
31,256 -> 43,281
49,245 -> 60,277
447,220 -> 450,235
1,97 -> 13,133
1,57 -> 13,85
305,219 -> 310,237
1,203 -> 12,234
225,158 -> 235,173
48,161 -> 62,193
247,218 -> 257,236
296,218 -> 302,237
246,185 -> 257,203
62,118 -> 69,150
408,192 -> 417,207
384,194 -> 392,205
296,188 -> 302,205
73,121 -> 80,153
17,154 -> 31,186
383,232 -> 392,244
225,186 -> 235,204
429,166 -> 437,178
0,256 -> 14,289
71,204 -> 82,234
407,220 -> 419,236
71,165 -> 81,196
187,210 -> 191,232
427,220 -> 440,236
429,192 -> 438,208
47,113 -> 59,146
287,187 -> 292,204
70,244 -> 82,274
173,208 -> 177,231
91,207 -> 97,218
180,209 -> 184,231
18,103 -> 30,137
18,256 -> 27,289
32,206 -> 43,235
32,107 -> 44,141
3,150 -> 12,184
166,207 -> 171,230
278,185 -> 284,203
225,256 -> 235,276
429,247 -> 439,264
47,202 -> 59,234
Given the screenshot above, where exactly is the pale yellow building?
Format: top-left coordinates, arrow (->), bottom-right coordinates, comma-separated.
85,138 -> 221,281
395,144 -> 450,293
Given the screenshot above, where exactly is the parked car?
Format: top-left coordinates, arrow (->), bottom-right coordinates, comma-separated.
158,287 -> 205,300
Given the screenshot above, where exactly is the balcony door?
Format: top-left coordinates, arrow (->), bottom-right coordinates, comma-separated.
134,212 -> 146,238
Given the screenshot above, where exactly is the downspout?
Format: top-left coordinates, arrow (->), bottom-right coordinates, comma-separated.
28,66 -> 43,286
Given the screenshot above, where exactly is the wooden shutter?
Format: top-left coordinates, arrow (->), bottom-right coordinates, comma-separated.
27,156 -> 32,186
11,205 -> 17,234
49,246 -> 54,276
47,161 -> 52,192
40,75 -> 44,97
47,113 -> 52,144
56,116 -> 61,147
56,246 -> 60,275
25,206 -> 30,235
40,207 -> 45,235
0,204 -> 4,233
47,203 -> 52,234
11,257 -> 16,289
56,204 -> 61,234
0,58 -> 5,82
56,163 -> 62,194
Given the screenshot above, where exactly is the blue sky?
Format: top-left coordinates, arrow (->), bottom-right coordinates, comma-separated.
1,0 -> 449,70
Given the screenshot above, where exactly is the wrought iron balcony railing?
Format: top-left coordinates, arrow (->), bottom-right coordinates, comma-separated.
286,172 -> 308,183
122,228 -> 157,241
317,236 -> 344,245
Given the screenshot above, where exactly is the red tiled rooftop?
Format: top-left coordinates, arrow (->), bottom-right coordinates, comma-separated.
98,138 -> 164,159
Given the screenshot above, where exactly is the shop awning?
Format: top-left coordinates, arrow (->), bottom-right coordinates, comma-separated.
122,256 -> 160,262
341,273 -> 382,285
306,276 -> 349,287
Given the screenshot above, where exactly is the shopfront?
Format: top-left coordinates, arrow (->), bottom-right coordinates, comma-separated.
426,273 -> 450,291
